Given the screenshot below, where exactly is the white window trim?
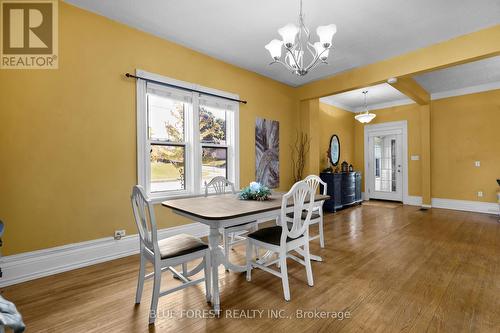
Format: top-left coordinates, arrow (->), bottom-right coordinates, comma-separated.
136,69 -> 240,203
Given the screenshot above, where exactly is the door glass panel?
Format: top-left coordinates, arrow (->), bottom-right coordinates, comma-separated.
374,135 -> 397,193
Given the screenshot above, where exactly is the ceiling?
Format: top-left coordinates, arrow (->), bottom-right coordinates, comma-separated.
414,56 -> 500,98
320,83 -> 413,112
65,0 -> 500,87
321,55 -> 500,111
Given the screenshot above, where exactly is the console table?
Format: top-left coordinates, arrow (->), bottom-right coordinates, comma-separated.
320,172 -> 362,212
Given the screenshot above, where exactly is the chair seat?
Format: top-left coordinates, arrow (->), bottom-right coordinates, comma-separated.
286,210 -> 320,220
248,226 -> 303,246
158,234 -> 208,259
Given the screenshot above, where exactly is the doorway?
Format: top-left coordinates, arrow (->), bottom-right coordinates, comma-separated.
364,121 -> 408,202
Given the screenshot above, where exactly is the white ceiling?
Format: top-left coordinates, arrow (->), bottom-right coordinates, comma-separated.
321,55 -> 500,111
320,83 -> 413,112
65,0 -> 500,87
414,56 -> 500,98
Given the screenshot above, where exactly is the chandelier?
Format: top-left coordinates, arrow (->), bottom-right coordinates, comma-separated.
264,0 -> 337,76
355,91 -> 377,123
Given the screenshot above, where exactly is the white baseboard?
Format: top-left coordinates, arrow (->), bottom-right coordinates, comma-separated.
431,198 -> 499,215
0,223 -> 208,287
405,196 -> 422,206
363,193 -> 422,206
361,194 -> 498,215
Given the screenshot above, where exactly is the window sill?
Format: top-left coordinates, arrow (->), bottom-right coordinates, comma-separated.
149,192 -> 205,204
149,188 -> 241,204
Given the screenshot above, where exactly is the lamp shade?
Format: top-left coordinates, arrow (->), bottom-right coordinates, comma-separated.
314,42 -> 329,61
354,112 -> 376,124
316,24 -> 337,48
278,23 -> 299,48
265,39 -> 283,60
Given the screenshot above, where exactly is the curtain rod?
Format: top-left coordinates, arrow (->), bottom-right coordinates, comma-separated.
125,73 -> 247,104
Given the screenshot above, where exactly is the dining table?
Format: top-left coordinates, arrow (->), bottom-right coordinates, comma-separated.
162,192 -> 330,313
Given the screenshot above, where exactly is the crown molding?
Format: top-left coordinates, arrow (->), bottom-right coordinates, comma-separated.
430,81 -> 500,100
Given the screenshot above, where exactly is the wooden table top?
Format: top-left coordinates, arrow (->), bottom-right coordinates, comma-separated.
162,193 -> 330,220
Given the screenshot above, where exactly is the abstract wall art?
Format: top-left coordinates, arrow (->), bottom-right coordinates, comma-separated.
255,118 -> 279,188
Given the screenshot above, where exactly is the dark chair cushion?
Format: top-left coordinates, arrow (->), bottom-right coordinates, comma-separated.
286,210 -> 320,220
247,226 -> 303,246
158,234 -> 208,259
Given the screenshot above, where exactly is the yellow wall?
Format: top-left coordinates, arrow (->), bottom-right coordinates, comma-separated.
0,2 -> 299,255
318,103 -> 355,170
431,89 -> 500,202
349,90 -> 500,201
353,103 -> 424,195
298,99 -> 321,175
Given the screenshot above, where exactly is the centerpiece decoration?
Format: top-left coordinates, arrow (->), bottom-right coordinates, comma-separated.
239,182 -> 272,201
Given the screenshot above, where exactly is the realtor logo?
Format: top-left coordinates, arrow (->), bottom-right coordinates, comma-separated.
1,0 -> 58,69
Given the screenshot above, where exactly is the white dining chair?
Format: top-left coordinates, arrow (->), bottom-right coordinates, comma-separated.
204,176 -> 258,268
302,175 -> 327,248
131,185 -> 211,325
245,181 -> 315,301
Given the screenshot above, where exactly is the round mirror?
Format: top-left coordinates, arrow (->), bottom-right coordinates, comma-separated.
329,135 -> 340,166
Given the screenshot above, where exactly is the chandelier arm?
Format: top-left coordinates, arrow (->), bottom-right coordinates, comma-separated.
305,47 -> 329,72
305,41 -> 316,59
284,47 -> 301,70
305,55 -> 321,72
271,59 -> 295,72
299,4 -> 313,65
298,0 -> 310,38
297,27 -> 304,68
300,14 -> 310,39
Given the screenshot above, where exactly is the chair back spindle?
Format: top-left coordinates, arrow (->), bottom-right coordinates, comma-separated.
131,186 -> 159,254
204,176 -> 236,196
304,175 -> 327,195
281,181 -> 315,241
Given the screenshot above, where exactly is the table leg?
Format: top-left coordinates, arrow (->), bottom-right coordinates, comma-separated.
208,225 -> 221,315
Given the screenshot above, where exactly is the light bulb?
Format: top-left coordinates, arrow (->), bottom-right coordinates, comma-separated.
278,23 -> 299,48
355,112 -> 376,123
316,24 -> 337,48
265,39 -> 283,60
314,42 -> 329,61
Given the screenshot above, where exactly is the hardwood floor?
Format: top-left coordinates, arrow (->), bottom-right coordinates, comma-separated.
3,204 -> 499,332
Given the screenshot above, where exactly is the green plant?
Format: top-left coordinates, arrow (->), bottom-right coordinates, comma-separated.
239,182 -> 272,201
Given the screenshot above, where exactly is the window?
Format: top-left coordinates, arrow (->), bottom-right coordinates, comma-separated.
137,70 -> 239,200
200,99 -> 230,186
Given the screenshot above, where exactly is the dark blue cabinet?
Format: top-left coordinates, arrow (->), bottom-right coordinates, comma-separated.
320,172 -> 362,212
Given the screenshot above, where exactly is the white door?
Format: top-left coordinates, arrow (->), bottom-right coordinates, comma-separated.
367,131 -> 403,201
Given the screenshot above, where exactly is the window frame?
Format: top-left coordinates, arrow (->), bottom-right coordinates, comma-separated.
136,69 -> 240,202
